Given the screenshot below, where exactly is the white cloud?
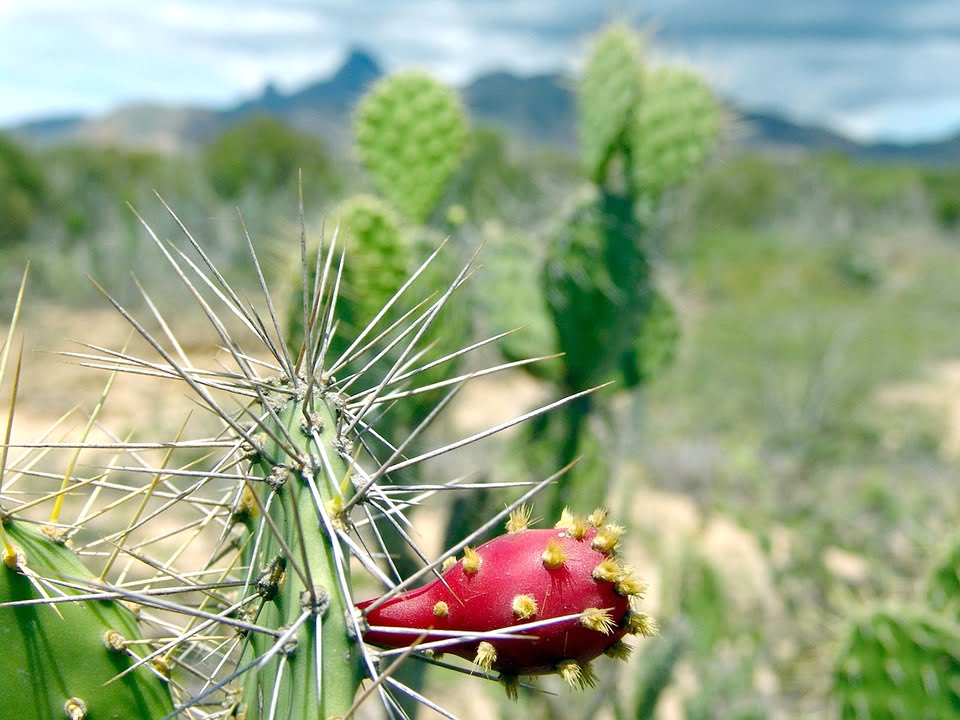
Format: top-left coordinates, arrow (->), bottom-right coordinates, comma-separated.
2,0 -> 960,141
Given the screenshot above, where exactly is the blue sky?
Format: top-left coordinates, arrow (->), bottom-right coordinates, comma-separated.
3,0 -> 960,142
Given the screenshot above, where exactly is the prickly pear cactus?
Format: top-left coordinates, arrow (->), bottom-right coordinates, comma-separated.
2,196 -> 647,718
834,608 -> 960,719
632,67 -> 720,199
355,70 -> 467,222
1,520 -> 174,720
579,23 -> 644,184
357,506 -> 655,695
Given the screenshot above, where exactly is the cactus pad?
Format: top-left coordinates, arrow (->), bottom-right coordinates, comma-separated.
632,66 -> 719,198
355,70 -> 467,222
834,608 -> 960,719
0,520 -> 174,720
579,23 -> 645,184
544,192 -> 652,392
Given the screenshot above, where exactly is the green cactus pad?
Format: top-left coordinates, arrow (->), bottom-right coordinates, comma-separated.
632,66 -> 719,198
834,608 -> 960,719
927,535 -> 960,623
337,194 -> 409,337
579,23 -> 645,184
355,71 -> 467,222
0,521 -> 174,720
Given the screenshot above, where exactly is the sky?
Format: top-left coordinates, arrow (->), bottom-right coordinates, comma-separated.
2,0 -> 960,142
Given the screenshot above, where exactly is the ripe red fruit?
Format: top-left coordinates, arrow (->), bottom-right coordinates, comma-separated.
356,508 -> 654,687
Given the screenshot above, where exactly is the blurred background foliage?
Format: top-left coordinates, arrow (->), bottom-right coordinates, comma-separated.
4,32 -> 960,717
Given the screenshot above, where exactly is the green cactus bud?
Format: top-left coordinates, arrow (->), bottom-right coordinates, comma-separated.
0,520 -> 174,720
631,66 -> 720,199
834,608 -> 960,719
285,194 -> 407,354
355,70 -> 467,222
579,23 -> 645,185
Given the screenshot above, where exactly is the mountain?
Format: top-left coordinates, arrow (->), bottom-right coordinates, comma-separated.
463,71 -> 577,146
7,48 -> 960,164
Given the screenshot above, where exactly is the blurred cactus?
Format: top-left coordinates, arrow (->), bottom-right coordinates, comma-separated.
285,194 -> 407,353
477,227 -> 561,383
500,21 -> 719,517
632,68 -> 720,200
578,24 -> 644,185
832,533 -> 960,716
284,68 -> 472,444
834,609 -> 960,719
544,192 -> 653,392
355,70 -> 467,222
926,533 -> 960,622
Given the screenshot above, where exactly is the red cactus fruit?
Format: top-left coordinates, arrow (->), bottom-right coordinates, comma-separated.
356,507 -> 655,691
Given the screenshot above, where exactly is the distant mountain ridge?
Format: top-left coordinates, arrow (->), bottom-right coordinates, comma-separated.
8,48 -> 960,163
